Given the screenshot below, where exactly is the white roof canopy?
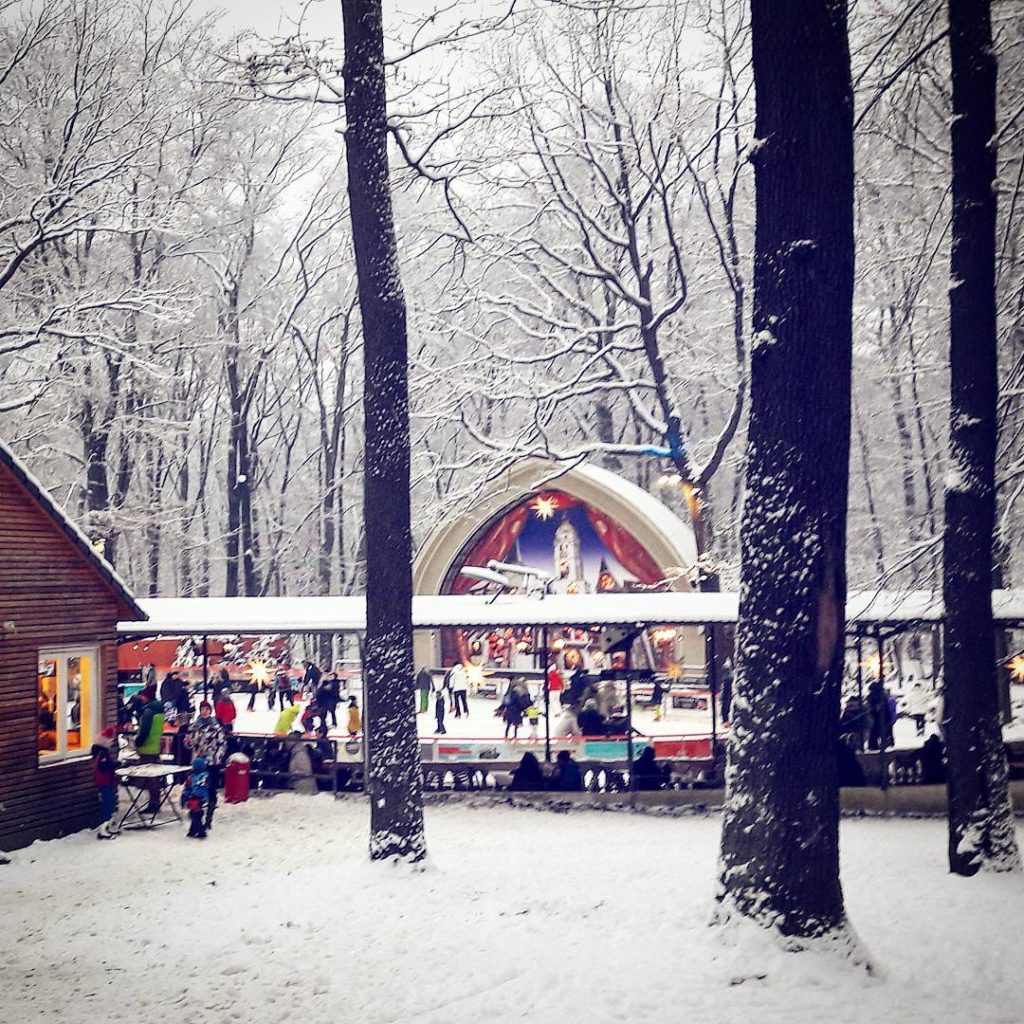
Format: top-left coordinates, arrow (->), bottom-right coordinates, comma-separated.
117,589 -> 1024,636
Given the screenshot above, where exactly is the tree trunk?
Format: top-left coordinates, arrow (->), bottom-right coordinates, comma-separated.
942,0 -> 1020,876
717,0 -> 855,937
342,0 -> 426,862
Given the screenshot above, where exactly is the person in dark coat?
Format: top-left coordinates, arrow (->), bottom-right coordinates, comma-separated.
633,746 -> 666,791
317,675 -> 341,728
302,661 -> 323,699
275,671 -> 294,711
920,734 -> 946,784
160,672 -> 182,708
576,699 -> 605,737
867,681 -> 894,751
416,667 -> 433,715
508,751 -> 544,791
720,658 -> 734,723
839,696 -> 867,752
246,676 -> 259,712
837,740 -> 866,787
434,679 -> 448,735
552,749 -> 583,792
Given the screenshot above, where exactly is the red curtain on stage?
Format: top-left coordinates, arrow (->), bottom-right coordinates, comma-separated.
583,503 -> 664,585
449,503 -> 531,594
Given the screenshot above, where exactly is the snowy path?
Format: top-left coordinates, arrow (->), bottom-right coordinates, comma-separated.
1,799 -> 1022,1024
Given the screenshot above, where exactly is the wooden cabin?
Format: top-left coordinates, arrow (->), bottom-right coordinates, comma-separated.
0,440 -> 146,851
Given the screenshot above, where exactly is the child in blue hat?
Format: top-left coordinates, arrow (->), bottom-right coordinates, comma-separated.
181,756 -> 210,839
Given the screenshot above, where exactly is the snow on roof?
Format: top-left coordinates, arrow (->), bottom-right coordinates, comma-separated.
0,438 -> 146,620
117,588 -> 1024,636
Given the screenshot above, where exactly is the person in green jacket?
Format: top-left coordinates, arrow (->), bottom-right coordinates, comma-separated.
273,702 -> 302,735
134,686 -> 165,813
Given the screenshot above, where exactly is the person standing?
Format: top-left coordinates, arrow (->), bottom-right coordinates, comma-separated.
246,676 -> 259,712
181,756 -> 210,839
303,660 -> 323,693
867,680 -> 894,751
346,695 -> 361,737
186,701 -> 227,832
433,675 -> 449,735
416,666 -> 433,715
134,686 -> 165,813
214,690 -> 237,733
317,674 -> 341,728
275,670 -> 294,711
450,663 -> 469,718
92,726 -> 120,839
159,672 -> 182,709
905,678 -> 930,737
720,658 -> 734,724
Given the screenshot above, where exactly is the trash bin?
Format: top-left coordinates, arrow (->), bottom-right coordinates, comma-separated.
224,752 -> 251,803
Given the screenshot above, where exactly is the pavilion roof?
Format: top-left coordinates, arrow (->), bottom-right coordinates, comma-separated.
116,588 -> 1024,636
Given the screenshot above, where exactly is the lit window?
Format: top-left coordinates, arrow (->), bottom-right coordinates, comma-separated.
38,648 -> 98,760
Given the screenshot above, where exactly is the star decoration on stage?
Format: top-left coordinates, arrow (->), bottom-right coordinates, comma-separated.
1010,655 -> 1024,683
665,661 -> 684,680
532,494 -> 559,520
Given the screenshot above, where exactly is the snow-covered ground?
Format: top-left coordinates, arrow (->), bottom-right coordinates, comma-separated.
3,798 -> 1022,1024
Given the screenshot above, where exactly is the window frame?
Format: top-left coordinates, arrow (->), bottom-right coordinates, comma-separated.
38,645 -> 101,764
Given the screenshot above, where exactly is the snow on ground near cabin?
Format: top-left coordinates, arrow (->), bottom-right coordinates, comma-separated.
3,800 -> 1023,1024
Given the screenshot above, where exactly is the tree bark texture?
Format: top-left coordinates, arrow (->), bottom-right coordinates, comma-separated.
717,0 -> 855,936
342,0 -> 426,862
942,0 -> 1020,876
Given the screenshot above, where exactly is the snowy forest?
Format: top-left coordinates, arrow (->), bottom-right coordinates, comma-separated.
2,0 -> 1022,602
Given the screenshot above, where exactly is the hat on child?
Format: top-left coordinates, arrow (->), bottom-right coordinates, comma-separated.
96,726 -> 116,748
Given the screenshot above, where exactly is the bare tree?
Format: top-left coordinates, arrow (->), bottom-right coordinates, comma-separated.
716,0 -> 856,938
341,0 -> 426,862
941,0 -> 1020,876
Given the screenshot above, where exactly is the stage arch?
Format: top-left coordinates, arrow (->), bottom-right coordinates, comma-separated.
412,459 -> 701,669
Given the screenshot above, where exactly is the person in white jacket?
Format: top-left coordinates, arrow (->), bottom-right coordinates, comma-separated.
450,663 -> 470,718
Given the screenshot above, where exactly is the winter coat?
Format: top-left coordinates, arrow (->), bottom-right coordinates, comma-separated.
135,702 -> 165,755
214,698 -> 237,728
416,667 -> 434,694
449,664 -> 469,693
181,766 -> 209,811
553,757 -> 583,792
303,664 -> 323,690
159,674 -> 181,707
577,706 -> 605,737
91,744 -> 118,787
273,704 -> 302,735
186,715 -> 227,767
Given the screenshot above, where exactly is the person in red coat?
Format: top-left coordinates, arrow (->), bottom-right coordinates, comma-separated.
214,693 -> 237,733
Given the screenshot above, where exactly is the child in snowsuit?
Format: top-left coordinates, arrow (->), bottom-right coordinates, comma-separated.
525,703 -> 541,739
91,726 -> 119,839
347,696 -> 361,737
181,756 -> 210,839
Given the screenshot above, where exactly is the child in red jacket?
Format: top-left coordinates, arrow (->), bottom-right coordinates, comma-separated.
214,693 -> 237,733
91,726 -> 119,839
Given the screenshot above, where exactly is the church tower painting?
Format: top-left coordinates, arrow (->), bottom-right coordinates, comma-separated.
552,514 -> 586,594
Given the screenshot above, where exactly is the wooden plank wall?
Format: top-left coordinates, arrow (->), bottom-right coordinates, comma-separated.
0,463 -> 123,851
